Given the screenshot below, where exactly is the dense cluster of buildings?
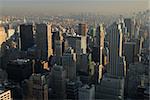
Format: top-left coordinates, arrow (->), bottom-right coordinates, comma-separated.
0,10 -> 149,100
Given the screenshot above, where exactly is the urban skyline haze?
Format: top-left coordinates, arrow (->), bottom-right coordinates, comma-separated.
0,0 -> 149,16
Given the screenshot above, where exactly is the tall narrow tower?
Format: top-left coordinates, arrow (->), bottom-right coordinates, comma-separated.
36,23 -> 53,60
108,22 -> 123,77
20,24 -> 34,51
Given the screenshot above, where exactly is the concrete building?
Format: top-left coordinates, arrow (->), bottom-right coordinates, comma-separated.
108,22 -> 125,77
65,35 -> 86,54
78,84 -> 95,100
53,31 -> 63,65
66,81 -> 78,100
6,59 -> 32,82
0,26 -> 7,57
62,47 -> 76,80
96,77 -> 124,100
28,73 -> 49,100
7,28 -> 15,39
36,23 -> 53,60
78,23 -> 88,36
51,65 -> 66,99
20,24 -> 34,51
123,42 -> 136,66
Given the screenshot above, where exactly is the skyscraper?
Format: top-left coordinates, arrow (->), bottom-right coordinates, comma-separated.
51,65 -> 66,99
78,23 -> 88,36
108,22 -> 124,77
0,26 -> 7,57
36,23 -> 53,60
62,47 -> 76,80
96,22 -> 125,99
20,24 -> 34,51
29,73 -> 49,100
65,35 -> 86,54
124,18 -> 134,38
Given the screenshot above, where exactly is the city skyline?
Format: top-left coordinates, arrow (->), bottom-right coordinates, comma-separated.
0,0 -> 149,16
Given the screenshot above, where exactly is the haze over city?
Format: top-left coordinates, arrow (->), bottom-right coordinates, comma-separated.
0,0 -> 149,100
0,0 -> 149,16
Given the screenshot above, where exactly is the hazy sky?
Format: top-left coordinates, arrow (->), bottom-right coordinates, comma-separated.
0,0 -> 149,16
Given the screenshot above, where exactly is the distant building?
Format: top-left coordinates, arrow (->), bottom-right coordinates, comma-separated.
65,35 -> 86,54
108,22 -> 125,77
78,84 -> 95,100
6,59 -> 32,82
123,42 -> 136,65
28,73 -> 49,100
66,81 -> 78,100
51,65 -> 66,99
20,24 -> 34,51
62,47 -> 76,80
96,77 -> 124,99
7,28 -> 15,39
78,23 -> 88,36
36,23 -> 53,60
124,18 -> 134,38
0,26 -> 7,57
53,31 -> 63,64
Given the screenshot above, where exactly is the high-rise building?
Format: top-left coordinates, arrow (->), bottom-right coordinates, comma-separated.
36,23 -> 53,60
51,65 -> 66,99
108,22 -> 124,77
66,81 -> 78,100
78,84 -> 95,100
96,22 -> 126,100
0,26 -> 7,57
92,24 -> 105,66
53,31 -> 63,64
123,42 -> 136,66
96,77 -> 124,99
6,59 -> 33,82
29,73 -> 49,100
124,18 -> 134,38
62,47 -> 76,80
78,23 -> 88,36
65,35 -> 86,54
53,31 -> 63,57
7,28 -> 15,39
20,24 -> 34,51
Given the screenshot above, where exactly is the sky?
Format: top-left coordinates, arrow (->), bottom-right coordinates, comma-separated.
0,0 -> 149,16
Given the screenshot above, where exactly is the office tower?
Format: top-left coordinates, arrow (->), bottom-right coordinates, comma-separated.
53,31 -> 63,56
92,24 -> 105,65
66,81 -> 78,100
20,24 -> 34,51
29,74 -> 48,100
0,26 -> 7,57
78,23 -> 88,36
62,47 -> 76,80
78,84 -> 95,100
124,18 -> 134,38
96,22 -> 125,100
51,65 -> 66,99
0,89 -> 11,100
53,31 -> 63,64
6,59 -> 32,82
108,22 -> 124,77
76,53 -> 88,73
96,77 -> 124,99
65,35 -> 86,54
36,23 -> 53,60
7,28 -> 15,39
123,42 -> 136,66
95,24 -> 105,48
